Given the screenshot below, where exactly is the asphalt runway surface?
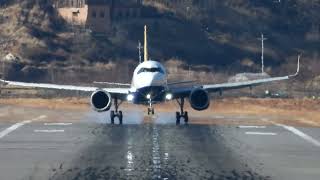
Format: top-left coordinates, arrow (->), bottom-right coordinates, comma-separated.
0,105 -> 320,180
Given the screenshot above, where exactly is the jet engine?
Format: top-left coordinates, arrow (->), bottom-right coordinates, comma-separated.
189,88 -> 210,111
90,90 -> 112,112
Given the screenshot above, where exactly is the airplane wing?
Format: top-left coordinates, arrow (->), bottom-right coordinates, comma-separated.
93,81 -> 131,87
171,55 -> 300,97
202,76 -> 289,93
167,80 -> 197,86
0,79 -> 129,97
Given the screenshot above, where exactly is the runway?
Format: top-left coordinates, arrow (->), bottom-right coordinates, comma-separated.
0,105 -> 320,180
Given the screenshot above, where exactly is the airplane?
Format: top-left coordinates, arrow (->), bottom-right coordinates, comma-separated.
0,25 -> 300,125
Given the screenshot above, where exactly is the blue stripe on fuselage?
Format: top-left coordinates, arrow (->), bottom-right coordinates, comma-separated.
132,86 -> 166,105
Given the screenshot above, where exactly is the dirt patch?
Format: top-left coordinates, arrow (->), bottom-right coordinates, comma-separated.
0,97 -> 320,127
0,98 -> 90,110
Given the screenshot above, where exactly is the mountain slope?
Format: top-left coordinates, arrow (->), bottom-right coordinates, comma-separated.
0,0 -> 319,83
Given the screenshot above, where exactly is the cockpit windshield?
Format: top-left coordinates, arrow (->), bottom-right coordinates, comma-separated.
137,67 -> 164,74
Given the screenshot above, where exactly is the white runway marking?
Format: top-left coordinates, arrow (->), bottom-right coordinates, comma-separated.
34,130 -> 65,133
44,123 -> 72,126
239,126 -> 266,129
34,115 -> 47,120
245,132 -> 277,136
0,115 -> 46,139
276,124 -> 320,147
213,115 -> 225,119
260,118 -> 320,147
152,125 -> 161,179
0,121 -> 31,139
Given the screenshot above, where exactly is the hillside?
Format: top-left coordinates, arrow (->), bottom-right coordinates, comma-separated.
0,0 -> 319,87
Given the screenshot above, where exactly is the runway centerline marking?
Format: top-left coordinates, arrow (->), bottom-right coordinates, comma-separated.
152,125 -> 161,179
245,132 -> 277,136
34,130 -> 65,133
276,124 -> 320,147
125,128 -> 135,176
0,115 -> 47,139
44,123 -> 72,126
239,126 -> 266,129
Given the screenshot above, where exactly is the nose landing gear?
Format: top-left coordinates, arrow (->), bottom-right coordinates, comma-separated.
147,98 -> 155,115
176,98 -> 188,125
147,107 -> 155,115
110,98 -> 123,125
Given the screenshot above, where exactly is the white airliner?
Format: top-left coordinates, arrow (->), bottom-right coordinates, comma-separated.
0,26 -> 300,124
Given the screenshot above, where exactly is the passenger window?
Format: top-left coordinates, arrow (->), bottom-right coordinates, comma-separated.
100,12 -> 105,18
92,11 -> 96,18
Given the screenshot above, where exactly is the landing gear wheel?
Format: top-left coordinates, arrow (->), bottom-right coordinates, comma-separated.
147,108 -> 154,115
119,111 -> 123,125
176,112 -> 181,125
176,98 -> 189,125
184,111 -> 189,123
110,111 -> 115,124
109,98 -> 124,125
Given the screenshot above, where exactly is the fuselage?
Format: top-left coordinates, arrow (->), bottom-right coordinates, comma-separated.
129,61 -> 168,104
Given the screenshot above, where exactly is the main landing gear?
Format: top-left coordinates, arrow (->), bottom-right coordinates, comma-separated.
110,98 -> 123,125
176,98 -> 188,125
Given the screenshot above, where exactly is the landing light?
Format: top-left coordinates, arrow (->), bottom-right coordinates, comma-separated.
146,94 -> 151,99
127,94 -> 134,101
165,93 -> 173,100
265,90 -> 269,95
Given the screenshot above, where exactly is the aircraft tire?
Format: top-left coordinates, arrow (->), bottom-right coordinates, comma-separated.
184,111 -> 188,123
119,111 -> 123,125
176,112 -> 180,125
176,117 -> 180,125
110,111 -> 115,124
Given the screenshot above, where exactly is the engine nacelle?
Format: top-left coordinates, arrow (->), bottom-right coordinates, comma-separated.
189,88 -> 210,111
90,90 -> 112,112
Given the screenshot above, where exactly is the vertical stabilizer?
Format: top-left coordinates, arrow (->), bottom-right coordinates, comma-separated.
144,25 -> 148,62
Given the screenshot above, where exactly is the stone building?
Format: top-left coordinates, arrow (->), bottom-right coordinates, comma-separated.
146,0 -> 215,10
54,0 -> 142,33
54,0 -> 86,8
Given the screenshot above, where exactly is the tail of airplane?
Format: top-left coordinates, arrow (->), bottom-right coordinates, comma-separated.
144,25 -> 148,62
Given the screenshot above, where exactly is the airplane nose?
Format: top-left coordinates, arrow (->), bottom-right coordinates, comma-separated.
136,72 -> 165,88
145,75 -> 155,85
137,75 -> 155,87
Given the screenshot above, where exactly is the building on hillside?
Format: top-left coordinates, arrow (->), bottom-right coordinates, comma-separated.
53,0 -> 142,33
54,0 -> 86,8
146,0 -> 215,10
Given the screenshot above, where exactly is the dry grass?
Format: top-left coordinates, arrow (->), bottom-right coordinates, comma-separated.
0,98 -> 89,110
1,97 -> 320,126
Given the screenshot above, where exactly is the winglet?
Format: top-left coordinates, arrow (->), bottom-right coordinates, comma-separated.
290,54 -> 301,77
